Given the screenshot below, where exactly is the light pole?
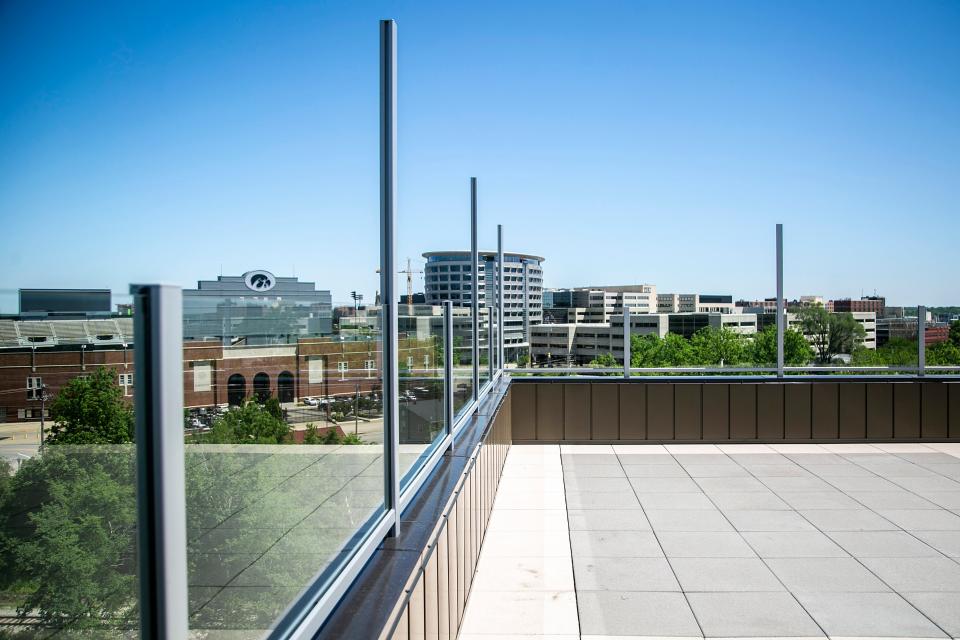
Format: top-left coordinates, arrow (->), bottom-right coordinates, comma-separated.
355,383 -> 360,435
39,382 -> 48,447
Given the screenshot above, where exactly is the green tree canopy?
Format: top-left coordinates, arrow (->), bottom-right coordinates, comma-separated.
690,327 -> 745,366
195,400 -> 292,444
46,367 -> 134,445
747,326 -> 815,366
949,320 -> 960,348
798,307 -> 865,363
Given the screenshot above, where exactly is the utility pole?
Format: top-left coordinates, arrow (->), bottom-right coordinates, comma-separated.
39,382 -> 48,447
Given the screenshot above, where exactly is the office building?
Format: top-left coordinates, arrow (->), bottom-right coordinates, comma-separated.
657,293 -> 735,314
423,251 -> 544,351
182,270 -> 333,345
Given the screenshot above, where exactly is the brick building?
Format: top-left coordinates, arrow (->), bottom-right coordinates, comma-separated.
1,333 -> 435,423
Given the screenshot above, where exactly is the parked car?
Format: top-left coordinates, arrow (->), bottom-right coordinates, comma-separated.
303,397 -> 319,407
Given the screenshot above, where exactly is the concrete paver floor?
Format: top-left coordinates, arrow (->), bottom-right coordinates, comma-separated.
461,442 -> 960,640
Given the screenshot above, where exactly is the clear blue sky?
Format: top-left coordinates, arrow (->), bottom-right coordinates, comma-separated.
1,0 -> 958,310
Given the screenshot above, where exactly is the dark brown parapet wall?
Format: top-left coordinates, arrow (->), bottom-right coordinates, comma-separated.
510,378 -> 960,443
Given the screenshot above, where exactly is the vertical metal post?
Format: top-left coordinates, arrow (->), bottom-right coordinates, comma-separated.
776,223 -> 784,377
443,301 -> 454,445
497,225 -> 505,370
918,305 -> 926,376
487,304 -> 495,381
623,306 -> 631,378
523,262 -> 530,365
380,18 -> 400,536
132,284 -> 188,640
471,178 -> 479,397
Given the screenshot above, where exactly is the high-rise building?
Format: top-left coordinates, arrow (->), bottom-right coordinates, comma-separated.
831,296 -> 885,315
657,293 -> 734,314
422,251 -> 544,351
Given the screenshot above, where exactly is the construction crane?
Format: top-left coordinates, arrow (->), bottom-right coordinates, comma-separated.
375,258 -> 423,306
398,258 -> 423,306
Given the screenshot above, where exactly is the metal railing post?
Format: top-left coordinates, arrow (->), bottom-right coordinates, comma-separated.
776,223 -> 784,378
497,225 -> 505,370
487,304 -> 495,381
380,18 -> 400,537
918,305 -> 926,377
131,284 -> 188,640
623,306 -> 631,379
444,301 -> 454,447
471,178 -> 479,398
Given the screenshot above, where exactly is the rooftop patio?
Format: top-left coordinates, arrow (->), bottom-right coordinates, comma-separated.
462,442 -> 960,639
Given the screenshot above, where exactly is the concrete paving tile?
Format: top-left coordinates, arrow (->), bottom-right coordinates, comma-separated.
669,557 -> 784,591
667,444 -> 723,454
495,490 -> 567,510
567,508 -> 651,531
561,444 -> 614,455
697,477 -> 772,493
762,476 -> 839,493
673,454 -> 738,466
858,556 -> 960,592
873,443 -> 937,453
566,491 -> 641,510
895,452 -> 960,465
577,591 -> 701,637
911,530 -> 960,557
460,590 -> 579,636
800,464 -> 878,478
682,464 -> 752,478
472,555 -> 575,592
570,530 -> 664,557
921,492 -> 960,509
847,491 -> 941,510
778,491 -> 864,510
892,476 -> 960,494
637,492 -> 717,510
622,463 -> 694,477
824,477 -> 905,492
902,592 -> 960,637
800,509 -> 898,532
658,531 -> 757,558
561,464 -> 627,477
741,531 -> 849,558
718,444 -> 777,454
612,444 -> 669,455
480,528 -> 573,557
628,477 -> 703,493
765,557 -> 891,592
615,453 -> 678,464
725,510 -> 817,532
563,475 -> 634,493
795,592 -> 947,638
573,556 -> 681,591
771,444 -> 830,454
743,463 -> 813,477
710,491 -> 792,511
562,453 -> 621,465
827,531 -> 944,558
486,508 -> 568,533
686,591 -> 824,638
726,453 -> 790,465
646,509 -> 734,532
921,463 -> 960,479
876,509 -> 960,531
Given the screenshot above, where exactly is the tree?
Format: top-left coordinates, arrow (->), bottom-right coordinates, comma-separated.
588,352 -> 618,368
690,327 -> 745,366
798,307 -> 865,363
950,320 -> 960,348
195,400 -> 291,444
46,367 -> 134,445
928,341 -> 960,366
631,334 -> 664,368
0,447 -> 137,630
828,312 -> 866,358
660,333 -> 695,367
747,326 -> 814,366
852,338 -> 917,367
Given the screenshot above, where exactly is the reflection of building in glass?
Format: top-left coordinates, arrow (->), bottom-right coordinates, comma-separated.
183,271 -> 333,345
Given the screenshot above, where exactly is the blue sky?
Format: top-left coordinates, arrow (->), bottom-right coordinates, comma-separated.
1,0 -> 958,310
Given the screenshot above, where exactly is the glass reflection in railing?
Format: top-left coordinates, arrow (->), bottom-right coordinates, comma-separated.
183,300 -> 385,635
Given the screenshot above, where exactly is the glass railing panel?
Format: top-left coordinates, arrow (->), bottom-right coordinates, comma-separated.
183,305 -> 385,636
0,313 -> 140,637
479,308 -> 491,389
398,305 -> 447,490
453,311 -> 475,419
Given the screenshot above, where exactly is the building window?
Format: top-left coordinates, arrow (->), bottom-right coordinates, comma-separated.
337,361 -> 348,380
193,362 -> 212,393
365,360 -> 376,378
307,356 -> 324,383
26,376 -> 42,400
119,373 -> 134,396
406,356 -> 414,370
